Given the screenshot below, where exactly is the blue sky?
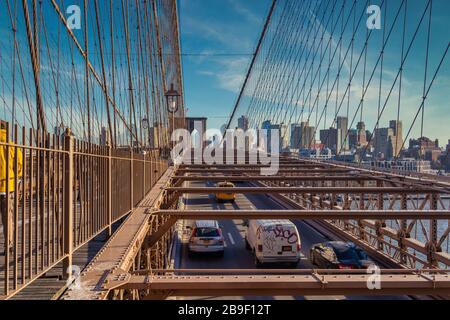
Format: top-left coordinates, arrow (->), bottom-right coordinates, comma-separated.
179,0 -> 271,131
179,0 -> 450,147
0,0 -> 448,146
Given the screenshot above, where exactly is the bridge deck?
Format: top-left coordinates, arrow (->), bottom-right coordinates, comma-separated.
62,168 -> 174,300
1,221 -> 122,300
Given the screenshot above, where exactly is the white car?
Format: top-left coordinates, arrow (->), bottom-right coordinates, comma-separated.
188,220 -> 225,256
246,220 -> 301,267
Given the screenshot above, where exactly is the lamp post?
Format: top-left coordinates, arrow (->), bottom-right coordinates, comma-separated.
141,117 -> 149,150
165,83 -> 180,156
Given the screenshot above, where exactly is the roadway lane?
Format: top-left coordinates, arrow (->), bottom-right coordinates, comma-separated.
179,182 -> 319,272
176,181 -> 408,300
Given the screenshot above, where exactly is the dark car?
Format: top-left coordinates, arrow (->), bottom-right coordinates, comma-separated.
310,241 -> 374,269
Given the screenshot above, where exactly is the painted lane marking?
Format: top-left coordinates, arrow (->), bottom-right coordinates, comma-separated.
228,233 -> 236,246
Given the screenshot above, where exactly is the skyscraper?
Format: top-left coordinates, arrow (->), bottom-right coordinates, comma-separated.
238,116 -> 249,131
291,122 -> 315,149
280,123 -> 289,150
349,129 -> 358,149
337,116 -> 349,152
357,121 -> 367,146
389,120 -> 403,157
260,120 -> 287,152
320,127 -> 338,152
374,120 -> 403,160
100,127 -> 111,146
186,117 -> 207,149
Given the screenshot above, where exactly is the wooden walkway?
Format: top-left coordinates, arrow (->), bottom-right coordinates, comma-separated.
7,221 -> 122,300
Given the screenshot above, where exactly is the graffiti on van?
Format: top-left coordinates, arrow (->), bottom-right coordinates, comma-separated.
257,225 -> 299,251
272,225 -> 298,244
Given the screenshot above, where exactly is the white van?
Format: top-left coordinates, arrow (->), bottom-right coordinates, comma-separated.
245,220 -> 301,267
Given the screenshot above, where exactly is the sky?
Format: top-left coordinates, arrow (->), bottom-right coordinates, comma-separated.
0,0 -> 448,147
178,0 -> 271,131
179,0 -> 450,148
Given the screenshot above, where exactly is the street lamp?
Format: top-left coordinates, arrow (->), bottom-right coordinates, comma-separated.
165,83 -> 181,158
141,118 -> 149,150
141,117 -> 149,130
165,83 -> 180,115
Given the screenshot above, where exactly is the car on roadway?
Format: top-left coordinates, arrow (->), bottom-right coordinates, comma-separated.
187,220 -> 225,257
245,220 -> 302,267
215,181 -> 236,202
310,241 -> 374,269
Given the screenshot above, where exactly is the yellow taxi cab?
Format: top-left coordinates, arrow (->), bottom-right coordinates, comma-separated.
215,181 -> 236,202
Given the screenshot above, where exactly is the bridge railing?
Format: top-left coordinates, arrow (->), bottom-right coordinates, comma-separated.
0,120 -> 168,299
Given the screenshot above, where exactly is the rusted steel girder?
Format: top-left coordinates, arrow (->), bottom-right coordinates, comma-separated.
152,209 -> 450,220
263,183 -> 450,268
62,168 -> 173,300
175,168 -> 352,174
108,271 -> 450,297
297,158 -> 450,192
172,175 -> 373,182
131,268 -> 449,275
179,164 -> 327,168
166,187 -> 436,194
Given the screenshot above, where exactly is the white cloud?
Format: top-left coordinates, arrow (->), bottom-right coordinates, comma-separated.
226,0 -> 262,25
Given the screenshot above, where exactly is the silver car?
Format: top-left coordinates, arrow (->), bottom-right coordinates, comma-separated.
188,220 -> 225,256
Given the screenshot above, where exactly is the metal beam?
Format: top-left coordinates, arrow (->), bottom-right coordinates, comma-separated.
179,164 -> 327,168
62,168 -> 172,300
147,217 -> 177,249
153,209 -> 450,220
166,187 -> 435,194
114,272 -> 450,297
131,268 -> 449,275
175,168 -> 351,174
172,175 -> 372,182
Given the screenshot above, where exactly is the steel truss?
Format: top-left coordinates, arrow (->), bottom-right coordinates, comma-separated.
66,156 -> 450,300
103,269 -> 450,299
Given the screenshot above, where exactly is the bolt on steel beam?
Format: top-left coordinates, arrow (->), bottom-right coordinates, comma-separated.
166,187 -> 437,194
152,209 -> 450,220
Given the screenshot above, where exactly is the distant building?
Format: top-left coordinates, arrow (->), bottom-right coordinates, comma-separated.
186,117 -> 207,149
364,130 -> 373,143
348,129 -> 358,150
319,116 -> 349,154
100,127 -> 111,146
364,159 -> 437,175
280,123 -> 289,150
374,120 -> 403,160
404,137 -> 441,162
337,116 -> 349,152
291,122 -> 315,149
320,127 -> 340,153
261,120 -> 271,131
148,126 -> 157,149
374,127 -> 393,159
299,147 -> 333,160
357,121 -> 367,146
260,120 -> 287,152
54,126 -> 64,137
334,151 -> 357,163
186,117 -> 207,135
442,140 -> 450,172
389,120 -> 403,157
238,116 -> 249,131
148,122 -> 169,149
